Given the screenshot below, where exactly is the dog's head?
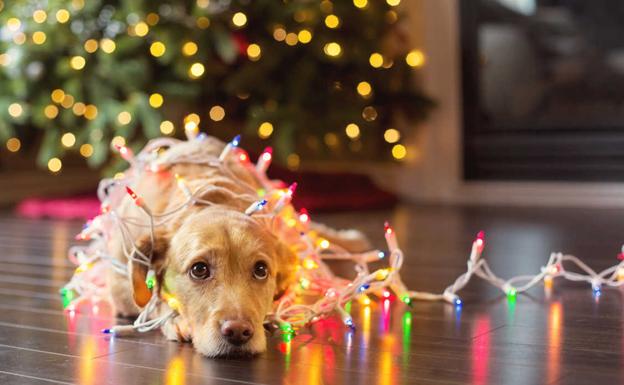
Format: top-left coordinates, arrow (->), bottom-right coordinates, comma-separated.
130,207 -> 297,357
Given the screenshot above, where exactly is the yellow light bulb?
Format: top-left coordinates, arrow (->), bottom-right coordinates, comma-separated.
7,18 -> 21,31
32,31 -> 46,45
160,121 -> 175,135
146,13 -> 160,26
298,30 -> 312,44
149,93 -> 164,108
325,14 -> 340,29
319,239 -> 330,249
61,94 -> 75,109
387,0 -> 401,5
72,102 -> 86,116
33,10 -> 47,23
345,123 -> 360,139
150,41 -> 166,57
111,136 -> 126,148
134,22 -> 149,37
117,112 -> 132,125
182,41 -> 198,56
273,27 -> 286,41
84,39 -> 98,53
189,62 -> 205,79
6,138 -> 21,152
8,103 -> 23,118
392,144 -> 407,160
44,104 -> 59,119
246,43 -> 262,61
70,56 -> 86,70
61,133 -> 76,148
79,144 -> 94,158
384,128 -> 400,143
56,9 -> 70,23
258,122 -> 274,139
285,33 -> 298,46
84,105 -> 98,120
100,39 -> 116,53
406,49 -> 426,67
357,81 -> 372,97
232,12 -> 247,27
353,0 -> 368,8
51,89 -> 65,103
209,105 -> 225,121
369,53 -> 384,68
324,42 -> 342,57
48,158 -> 62,173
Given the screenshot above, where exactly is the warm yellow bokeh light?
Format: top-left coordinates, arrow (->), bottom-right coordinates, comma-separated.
7,18 -> 21,31
33,10 -> 47,23
324,132 -> 339,147
134,22 -> 149,37
150,41 -> 166,57
8,103 -> 23,118
273,27 -> 286,41
324,42 -> 342,57
362,106 -> 378,121
84,105 -> 98,120
44,104 -> 59,119
384,128 -> 401,143
13,33 -> 26,45
117,111 -> 132,125
61,133 -> 76,147
387,0 -> 401,5
149,93 -> 164,108
146,13 -> 160,26
84,39 -> 98,53
285,33 -> 298,46
51,89 -> 65,103
325,14 -> 340,28
209,105 -> 225,121
112,135 -> 126,147
406,49 -> 426,68
61,94 -> 74,109
197,16 -> 210,29
298,30 -> 312,44
185,113 -> 200,124
357,81 -> 372,97
100,38 -> 116,53
197,0 -> 210,8
48,157 -> 62,173
72,102 -> 86,116
287,153 -> 300,170
392,144 -> 407,160
160,120 -> 175,135
189,62 -> 205,78
182,41 -> 198,56
345,123 -> 360,139
70,56 -> 86,70
258,122 -> 274,139
32,31 -> 47,45
56,9 -> 70,23
353,0 -> 368,8
247,44 -> 262,60
232,12 -> 247,27
6,138 -> 21,152
369,53 -> 384,68
79,143 -> 94,157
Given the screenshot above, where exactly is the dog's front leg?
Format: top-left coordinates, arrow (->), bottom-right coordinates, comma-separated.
162,315 -> 192,342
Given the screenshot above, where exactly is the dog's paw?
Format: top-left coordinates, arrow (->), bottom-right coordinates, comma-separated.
162,316 -> 191,342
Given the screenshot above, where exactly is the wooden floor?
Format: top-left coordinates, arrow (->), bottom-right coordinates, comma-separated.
0,204 -> 623,385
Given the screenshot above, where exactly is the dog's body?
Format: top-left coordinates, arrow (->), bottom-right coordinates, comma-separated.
107,136 -> 369,356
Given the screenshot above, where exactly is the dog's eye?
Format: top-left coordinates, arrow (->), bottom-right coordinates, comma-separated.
253,261 -> 269,280
190,262 -> 211,280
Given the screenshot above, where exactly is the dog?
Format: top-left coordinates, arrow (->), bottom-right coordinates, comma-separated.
107,136 -> 370,357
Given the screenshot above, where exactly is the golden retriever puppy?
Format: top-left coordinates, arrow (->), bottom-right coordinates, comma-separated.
106,136 -> 369,357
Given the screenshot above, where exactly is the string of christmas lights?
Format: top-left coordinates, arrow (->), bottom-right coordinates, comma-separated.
62,133 -> 624,338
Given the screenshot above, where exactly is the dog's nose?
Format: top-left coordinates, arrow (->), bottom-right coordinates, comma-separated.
221,320 -> 254,346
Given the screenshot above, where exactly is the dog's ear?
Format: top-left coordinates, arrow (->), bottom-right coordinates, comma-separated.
273,240 -> 298,300
130,230 -> 170,308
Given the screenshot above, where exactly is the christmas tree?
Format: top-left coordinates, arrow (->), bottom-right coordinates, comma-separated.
0,0 -> 432,173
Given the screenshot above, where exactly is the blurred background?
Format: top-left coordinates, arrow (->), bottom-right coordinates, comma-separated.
2,0 -> 624,217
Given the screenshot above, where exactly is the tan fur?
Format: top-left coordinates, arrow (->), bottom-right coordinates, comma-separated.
107,136 -> 370,357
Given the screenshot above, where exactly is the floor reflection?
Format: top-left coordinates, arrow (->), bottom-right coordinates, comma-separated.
547,302 -> 562,384
471,315 -> 491,385
165,356 -> 186,385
